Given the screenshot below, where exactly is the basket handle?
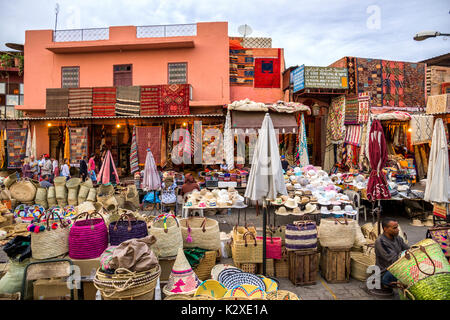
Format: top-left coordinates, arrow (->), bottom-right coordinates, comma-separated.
404,245 -> 436,276
161,214 -> 179,233
334,217 -> 348,225
243,231 -> 257,247
200,217 -> 207,233
75,212 -> 106,230
37,209 -> 68,230
113,213 -> 136,232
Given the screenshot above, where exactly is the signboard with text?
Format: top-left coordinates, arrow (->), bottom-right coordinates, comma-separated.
292,66 -> 348,92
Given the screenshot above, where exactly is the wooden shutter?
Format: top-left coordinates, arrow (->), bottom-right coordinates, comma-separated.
113,64 -> 132,87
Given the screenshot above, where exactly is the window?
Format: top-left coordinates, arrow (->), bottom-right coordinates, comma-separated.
6,95 -> 19,106
168,62 -> 187,84
0,83 -> 5,94
61,66 -> 80,88
113,64 -> 132,86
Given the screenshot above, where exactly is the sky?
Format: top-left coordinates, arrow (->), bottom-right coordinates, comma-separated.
0,0 -> 449,67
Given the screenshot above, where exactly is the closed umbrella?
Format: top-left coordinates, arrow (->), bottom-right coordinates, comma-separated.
296,113 -> 309,167
32,125 -> 37,159
244,113 -> 287,275
26,126 -> 31,158
130,126 -> 139,174
142,148 -> 161,191
424,118 -> 449,203
98,150 -> 120,185
224,109 -> 234,170
64,126 -> 70,165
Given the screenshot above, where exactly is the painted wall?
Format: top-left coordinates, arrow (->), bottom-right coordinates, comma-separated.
22,22 -> 230,111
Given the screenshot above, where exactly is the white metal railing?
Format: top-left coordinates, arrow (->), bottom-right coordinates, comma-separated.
53,28 -> 109,42
136,23 -> 197,38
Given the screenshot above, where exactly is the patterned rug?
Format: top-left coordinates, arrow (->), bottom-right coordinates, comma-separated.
382,60 -> 405,108
229,49 -> 254,86
160,84 -> 189,115
410,115 -> 434,145
346,57 -> 358,95
69,88 -> 92,117
136,126 -> 162,165
344,125 -> 362,147
404,62 -> 426,109
356,58 -> 383,108
202,125 -> 223,164
93,87 -> 116,117
46,88 -> 69,117
7,128 -> 27,168
115,86 -> 141,116
140,85 -> 161,116
69,127 -> 88,164
329,95 -> 346,143
254,49 -> 281,88
357,92 -> 370,123
344,95 -> 359,125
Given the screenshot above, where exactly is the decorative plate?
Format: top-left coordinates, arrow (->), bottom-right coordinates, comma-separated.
224,285 -> 266,299
194,280 -> 228,298
218,267 -> 243,284
257,275 -> 278,293
63,205 -> 77,218
211,264 -> 239,281
221,272 -> 266,291
14,204 -> 30,219
27,205 -> 45,219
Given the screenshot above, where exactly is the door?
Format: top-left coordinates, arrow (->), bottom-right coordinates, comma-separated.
113,64 -> 132,87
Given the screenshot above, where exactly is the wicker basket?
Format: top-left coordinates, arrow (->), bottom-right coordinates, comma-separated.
180,217 -> 221,251
94,265 -> 161,300
86,188 -> 97,202
54,176 -> 67,186
9,180 -> 36,203
149,214 -> 183,258
236,263 -> 257,274
274,248 -> 290,278
67,188 -> 78,206
193,250 -> 217,281
350,249 -> 376,282
231,231 -> 263,264
402,272 -> 450,300
266,290 -> 300,300
34,187 -> 48,209
3,173 -> 17,189
47,186 -> 57,207
164,294 -> 194,300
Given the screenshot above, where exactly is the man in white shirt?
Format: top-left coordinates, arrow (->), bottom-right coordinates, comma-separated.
61,158 -> 71,180
40,154 -> 53,180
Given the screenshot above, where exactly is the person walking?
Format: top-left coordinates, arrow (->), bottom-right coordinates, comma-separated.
79,155 -> 88,181
61,158 -> 71,180
88,153 -> 97,183
21,158 -> 33,179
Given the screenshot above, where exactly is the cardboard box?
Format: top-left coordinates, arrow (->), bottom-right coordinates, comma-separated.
70,257 -> 101,278
33,278 -> 78,300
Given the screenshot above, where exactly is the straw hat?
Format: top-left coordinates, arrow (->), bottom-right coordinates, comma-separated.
163,248 -> 202,296
423,220 -> 434,227
343,205 -> 357,216
283,197 -> 296,209
286,185 -> 294,191
281,195 -> 289,202
233,199 -> 247,209
200,188 -> 208,196
294,196 -> 301,204
275,206 -> 289,216
300,196 -> 310,205
204,192 -> 216,201
332,205 -> 343,215
295,190 -> 303,196
76,201 -> 97,214
302,203 -> 317,214
410,219 -> 423,227
271,197 -> 284,206
291,207 -> 302,216
320,206 -> 330,215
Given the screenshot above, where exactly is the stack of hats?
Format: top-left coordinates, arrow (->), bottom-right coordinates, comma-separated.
184,187 -> 242,208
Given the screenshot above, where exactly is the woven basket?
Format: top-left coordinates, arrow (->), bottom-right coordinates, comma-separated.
350,249 -> 376,282
47,186 -> 57,207
69,212 -> 108,259
55,184 -> 67,200
66,177 -> 81,189
87,188 -> 97,202
31,210 -> 71,260
94,265 -> 161,300
108,212 -> 148,246
149,214 -> 183,258
34,187 -> 48,209
98,184 -> 115,197
125,185 -> 140,208
426,224 -> 450,259
57,199 -> 68,207
231,231 -> 263,264
388,239 -> 450,288
9,180 -> 36,203
164,294 -> 194,300
97,194 -> 118,213
236,263 -> 257,274
266,290 -> 300,300
318,217 -> 356,248
180,217 -> 221,251
233,225 -> 257,241
193,250 -> 217,281
54,176 -> 67,186
402,272 -> 450,300
78,179 -> 93,204
67,188 -> 78,206
4,173 -> 17,189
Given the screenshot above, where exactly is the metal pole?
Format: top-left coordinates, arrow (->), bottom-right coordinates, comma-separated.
262,199 -> 267,276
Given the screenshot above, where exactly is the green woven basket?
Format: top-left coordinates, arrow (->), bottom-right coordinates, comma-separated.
400,272 -> 450,300
388,239 -> 450,288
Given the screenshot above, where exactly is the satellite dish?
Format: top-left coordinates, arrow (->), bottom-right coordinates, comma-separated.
238,24 -> 253,38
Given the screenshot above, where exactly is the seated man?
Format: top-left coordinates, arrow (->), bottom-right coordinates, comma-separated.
39,174 -> 53,188
374,217 -> 410,292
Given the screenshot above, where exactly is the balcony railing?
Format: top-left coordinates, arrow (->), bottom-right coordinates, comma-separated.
53,28 -> 109,42
136,23 -> 197,38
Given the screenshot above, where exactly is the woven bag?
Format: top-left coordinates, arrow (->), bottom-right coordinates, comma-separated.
285,220 -> 317,251
55,184 -> 67,200
54,176 -> 67,186
4,173 -> 17,189
180,217 -> 221,251
149,214 -> 183,258
98,184 -> 115,197
9,180 -> 36,203
87,188 -> 97,202
231,231 -> 263,264
108,212 -> 148,246
399,272 -> 450,300
256,231 -> 282,260
318,217 -> 356,248
77,179 -> 93,204
34,187 -> 48,209
193,250 -> 217,281
31,209 -> 71,259
232,224 -> 257,241
47,186 -> 57,207
97,193 -> 118,213
125,185 -> 140,208
350,247 -> 376,282
67,188 -> 78,206
69,211 -> 108,259
426,224 -> 450,259
388,239 -> 450,288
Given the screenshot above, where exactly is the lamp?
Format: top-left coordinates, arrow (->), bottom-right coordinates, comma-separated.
47,123 -> 52,127
312,103 -> 320,116
413,31 -> 450,41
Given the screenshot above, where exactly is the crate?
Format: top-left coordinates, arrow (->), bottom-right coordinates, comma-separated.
288,249 -> 319,286
235,263 -> 257,274
320,246 -> 351,283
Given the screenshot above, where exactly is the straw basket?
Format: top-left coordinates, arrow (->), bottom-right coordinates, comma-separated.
77,179 -> 93,204
67,188 -> 78,206
233,224 -> 257,241
98,184 -> 115,197
318,218 -> 356,248
97,194 -> 118,213
149,214 -> 183,258
108,212 -> 148,246
55,184 -> 67,200
125,185 -> 140,208
266,290 -> 300,300
400,272 -> 450,300
94,265 -> 161,300
57,199 -> 68,207
193,250 -> 217,281
231,231 -> 263,264
4,173 -> 17,189
9,180 -> 36,203
69,212 -> 108,259
54,176 -> 66,185
31,210 -> 70,260
388,239 -> 450,288
47,186 -> 57,207
350,248 -> 376,282
180,217 -> 221,251
164,294 -> 194,300
34,187 -> 48,209
87,188 -> 97,202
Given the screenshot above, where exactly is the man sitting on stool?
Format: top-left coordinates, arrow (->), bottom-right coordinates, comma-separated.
373,217 -> 410,294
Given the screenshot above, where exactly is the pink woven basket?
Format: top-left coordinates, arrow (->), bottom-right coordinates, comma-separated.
69,212 -> 108,259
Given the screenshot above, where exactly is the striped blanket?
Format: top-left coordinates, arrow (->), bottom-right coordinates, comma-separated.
69,88 -> 92,117
93,87 -> 116,117
357,92 -> 370,123
344,95 -> 359,125
115,86 -> 141,116
69,127 -> 88,164
344,125 -> 362,147
140,85 -> 161,116
46,88 -> 69,117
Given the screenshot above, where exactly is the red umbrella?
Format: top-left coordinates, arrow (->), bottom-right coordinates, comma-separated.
366,120 -> 391,201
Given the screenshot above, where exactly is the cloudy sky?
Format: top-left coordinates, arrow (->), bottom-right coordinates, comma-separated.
0,0 -> 448,66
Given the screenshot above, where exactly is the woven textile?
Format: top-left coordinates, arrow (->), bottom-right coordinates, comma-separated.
344,95 -> 359,125
160,84 -> 189,115
297,113 -> 309,166
344,125 -> 362,147
356,58 -> 383,108
404,62 -> 426,109
130,126 -> 139,173
254,50 -> 281,88
115,86 -> 140,116
346,57 -> 358,95
92,87 -> 116,117
357,92 -> 370,123
329,95 -> 346,143
140,85 -> 161,115
46,88 -> 69,117
229,49 -> 254,86
410,115 -> 434,145
382,60 -> 405,108
426,94 -> 450,114
202,125 -> 223,164
68,88 -> 92,117
6,128 -> 27,168
136,126 -> 162,165
69,127 -> 88,164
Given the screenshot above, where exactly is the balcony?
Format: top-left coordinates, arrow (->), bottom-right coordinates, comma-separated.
53,28 -> 110,42
136,24 -> 197,38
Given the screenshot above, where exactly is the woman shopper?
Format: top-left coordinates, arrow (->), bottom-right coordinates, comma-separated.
61,158 -> 71,180
88,153 -> 97,183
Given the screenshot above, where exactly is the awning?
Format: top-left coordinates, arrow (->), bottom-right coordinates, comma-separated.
231,111 -> 298,134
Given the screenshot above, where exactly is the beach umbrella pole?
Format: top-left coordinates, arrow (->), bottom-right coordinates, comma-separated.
262,199 -> 267,276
